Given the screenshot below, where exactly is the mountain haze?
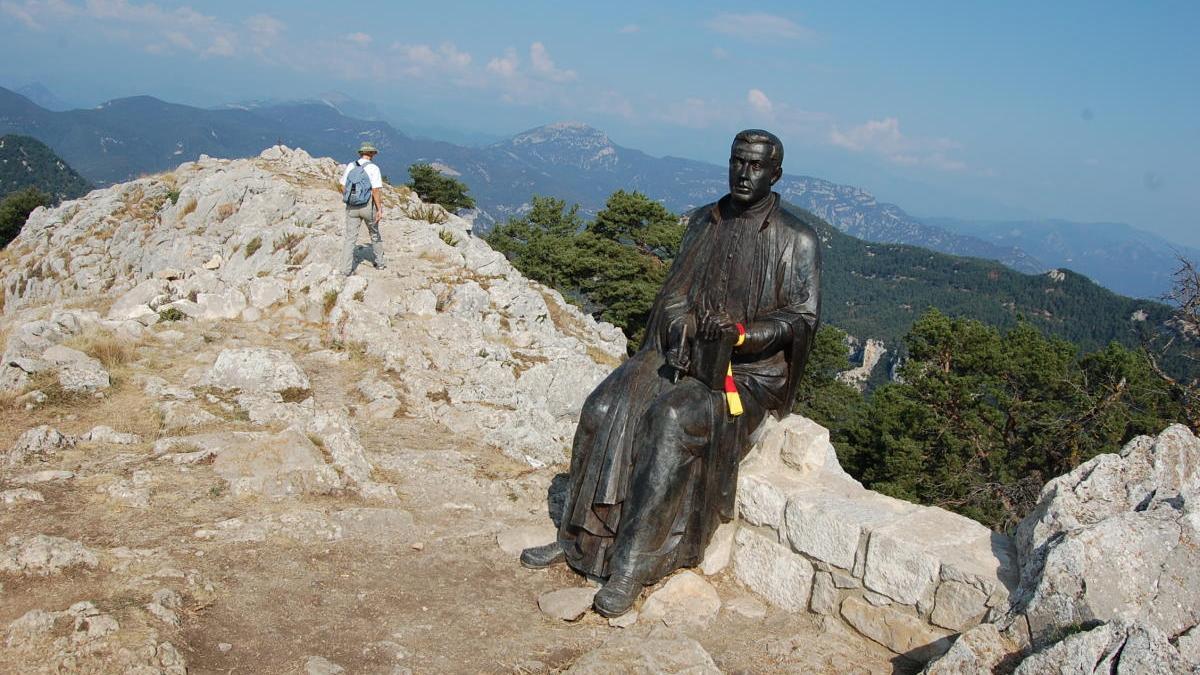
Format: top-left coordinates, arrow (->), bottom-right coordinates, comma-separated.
925,216 -> 1200,299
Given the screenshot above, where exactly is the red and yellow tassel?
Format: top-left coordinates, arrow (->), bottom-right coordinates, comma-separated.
725,323 -> 746,416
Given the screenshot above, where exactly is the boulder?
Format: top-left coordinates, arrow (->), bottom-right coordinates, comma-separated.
199,348 -> 310,395
41,344 -> 110,392
0,534 -> 98,576
537,587 -> 597,622
840,596 -> 952,662
1013,424 -> 1200,645
210,429 -> 344,497
81,426 -> 142,445
920,624 -> 1017,675
733,528 -> 813,612
1013,621 -> 1193,674
5,425 -> 73,466
640,571 -> 721,627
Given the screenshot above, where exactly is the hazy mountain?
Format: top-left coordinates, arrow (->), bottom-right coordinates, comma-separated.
0,86 -> 1043,266
0,134 -> 92,201
924,217 -> 1200,299
13,82 -> 78,111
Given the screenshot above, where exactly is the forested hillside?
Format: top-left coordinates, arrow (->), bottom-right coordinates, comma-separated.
0,134 -> 91,201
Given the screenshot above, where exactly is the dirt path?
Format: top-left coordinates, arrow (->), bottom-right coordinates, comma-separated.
0,321 -> 900,674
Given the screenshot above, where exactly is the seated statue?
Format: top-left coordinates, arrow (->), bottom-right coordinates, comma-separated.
521,129 -> 822,617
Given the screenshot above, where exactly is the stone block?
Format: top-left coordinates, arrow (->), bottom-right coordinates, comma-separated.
840,596 -> 952,662
810,571 -> 838,615
784,487 -> 910,570
700,520 -> 737,575
931,580 -> 989,631
733,528 -> 813,612
737,474 -> 787,530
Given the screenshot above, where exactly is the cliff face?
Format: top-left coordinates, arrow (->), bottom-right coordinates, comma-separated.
0,147 -> 1193,673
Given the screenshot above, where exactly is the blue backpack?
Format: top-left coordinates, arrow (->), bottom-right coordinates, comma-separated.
343,161 -> 374,206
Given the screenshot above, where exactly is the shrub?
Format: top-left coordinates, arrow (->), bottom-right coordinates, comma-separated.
158,307 -> 186,322
0,187 -> 52,248
323,290 -> 339,315
244,236 -> 262,258
438,230 -> 459,247
167,188 -> 182,205
407,163 -> 475,212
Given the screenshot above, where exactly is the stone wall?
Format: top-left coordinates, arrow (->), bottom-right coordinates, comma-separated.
719,415 -> 1018,662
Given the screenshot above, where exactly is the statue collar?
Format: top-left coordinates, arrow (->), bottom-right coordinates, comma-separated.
712,192 -> 779,231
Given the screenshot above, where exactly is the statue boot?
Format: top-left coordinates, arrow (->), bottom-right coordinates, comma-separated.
593,573 -> 642,617
519,541 -> 565,569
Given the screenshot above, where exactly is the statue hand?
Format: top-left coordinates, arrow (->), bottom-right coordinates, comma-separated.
698,310 -> 735,342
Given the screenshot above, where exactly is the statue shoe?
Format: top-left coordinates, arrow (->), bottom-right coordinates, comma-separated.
593,574 -> 642,618
519,542 -> 565,569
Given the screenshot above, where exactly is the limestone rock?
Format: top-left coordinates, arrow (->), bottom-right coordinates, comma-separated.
920,623 -> 1017,675
81,425 -> 142,445
840,596 -> 952,662
537,587 -> 597,622
304,655 -> 345,675
211,428 -> 344,497
159,400 -> 222,432
42,344 -> 110,392
199,347 -> 311,395
565,634 -> 720,674
0,534 -> 98,576
11,469 -> 75,484
640,571 -> 721,627
495,524 -> 557,557
931,579 -> 990,631
1,488 -> 44,505
809,571 -> 838,615
1013,424 -> 1200,646
699,520 -> 737,575
733,527 -> 813,612
1013,621 -> 1193,674
6,425 -> 74,466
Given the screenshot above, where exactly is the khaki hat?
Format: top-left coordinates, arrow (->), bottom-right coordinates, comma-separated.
357,142 -> 379,154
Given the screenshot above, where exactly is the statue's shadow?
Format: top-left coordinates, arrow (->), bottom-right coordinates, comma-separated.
547,473 -> 569,528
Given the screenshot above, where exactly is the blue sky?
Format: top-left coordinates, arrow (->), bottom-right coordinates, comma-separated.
2,1 -> 1197,246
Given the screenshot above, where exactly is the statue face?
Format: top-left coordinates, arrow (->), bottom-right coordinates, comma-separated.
728,141 -> 781,206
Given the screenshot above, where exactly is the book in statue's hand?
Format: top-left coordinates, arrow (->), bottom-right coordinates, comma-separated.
691,331 -> 737,391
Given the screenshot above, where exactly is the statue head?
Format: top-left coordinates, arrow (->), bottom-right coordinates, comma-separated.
728,129 -> 783,207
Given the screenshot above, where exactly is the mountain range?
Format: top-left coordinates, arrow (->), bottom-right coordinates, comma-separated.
0,85 -> 1190,299
924,217 -> 1200,300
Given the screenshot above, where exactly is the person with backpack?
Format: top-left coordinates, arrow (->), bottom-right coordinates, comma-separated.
340,142 -> 386,275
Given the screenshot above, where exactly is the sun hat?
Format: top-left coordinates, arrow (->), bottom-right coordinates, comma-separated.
357,142 -> 379,154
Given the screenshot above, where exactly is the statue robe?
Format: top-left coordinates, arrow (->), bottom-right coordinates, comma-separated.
558,192 -> 822,582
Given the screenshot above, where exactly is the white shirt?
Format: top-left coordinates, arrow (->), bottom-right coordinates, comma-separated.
341,157 -> 383,190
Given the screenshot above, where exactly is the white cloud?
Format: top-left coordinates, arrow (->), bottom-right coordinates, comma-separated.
388,42 -> 472,78
245,13 -> 284,51
747,88 -> 773,115
529,42 -> 576,82
830,117 -> 966,171
486,48 -> 519,78
345,32 -> 372,47
706,12 -> 817,42
0,1 -> 43,29
618,24 -> 640,34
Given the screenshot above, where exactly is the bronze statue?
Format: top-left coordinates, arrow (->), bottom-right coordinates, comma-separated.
522,129 -> 822,617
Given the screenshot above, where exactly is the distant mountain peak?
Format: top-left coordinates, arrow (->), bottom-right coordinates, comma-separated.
501,122 -> 618,170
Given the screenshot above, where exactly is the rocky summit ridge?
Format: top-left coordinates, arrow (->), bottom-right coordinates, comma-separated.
0,146 -> 1197,673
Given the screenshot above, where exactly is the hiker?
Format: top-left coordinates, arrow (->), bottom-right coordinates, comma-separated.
340,142 -> 386,275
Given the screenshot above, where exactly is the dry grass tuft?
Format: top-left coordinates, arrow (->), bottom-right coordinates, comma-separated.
216,203 -> 237,222
406,203 -> 448,224
0,388 -> 19,412
65,328 -> 135,369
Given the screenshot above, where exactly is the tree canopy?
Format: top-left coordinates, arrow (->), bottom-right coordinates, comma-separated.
407,163 -> 475,212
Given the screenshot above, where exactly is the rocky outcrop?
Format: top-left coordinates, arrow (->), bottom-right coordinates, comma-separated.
2,146 -> 625,467
919,423 -> 1200,672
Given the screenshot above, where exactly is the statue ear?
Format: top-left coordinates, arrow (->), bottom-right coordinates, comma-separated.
769,164 -> 783,186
